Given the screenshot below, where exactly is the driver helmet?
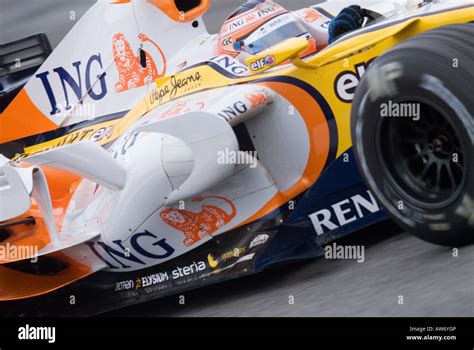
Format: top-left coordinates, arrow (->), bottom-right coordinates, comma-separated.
217,0 -> 317,63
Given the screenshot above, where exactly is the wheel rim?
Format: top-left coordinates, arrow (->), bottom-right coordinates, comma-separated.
378,98 -> 467,209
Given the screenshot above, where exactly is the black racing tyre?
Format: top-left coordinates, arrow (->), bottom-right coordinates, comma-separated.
351,23 -> 474,246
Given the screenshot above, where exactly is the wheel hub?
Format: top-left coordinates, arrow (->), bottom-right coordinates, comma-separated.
379,99 -> 466,208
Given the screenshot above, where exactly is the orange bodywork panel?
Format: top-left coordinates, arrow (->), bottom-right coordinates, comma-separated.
0,168 -> 100,301
0,167 -> 81,263
147,0 -> 211,22
0,252 -> 94,301
112,0 -> 211,22
0,90 -> 58,144
231,81 -> 331,229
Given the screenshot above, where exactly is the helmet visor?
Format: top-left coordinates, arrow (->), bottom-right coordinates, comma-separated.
240,15 -> 308,55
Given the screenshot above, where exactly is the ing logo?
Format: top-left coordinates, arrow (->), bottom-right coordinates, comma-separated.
36,54 -> 107,116
35,33 -> 167,117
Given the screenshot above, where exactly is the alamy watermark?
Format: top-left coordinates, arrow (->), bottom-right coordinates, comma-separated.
380,100 -> 420,121
18,324 -> 56,344
0,242 -> 38,263
53,101 -> 96,124
217,148 -> 258,168
324,242 -> 365,263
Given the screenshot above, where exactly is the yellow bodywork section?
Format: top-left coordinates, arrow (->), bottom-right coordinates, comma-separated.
246,37 -> 310,75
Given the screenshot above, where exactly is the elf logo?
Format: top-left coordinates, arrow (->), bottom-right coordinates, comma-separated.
334,58 -> 376,103
36,53 -> 107,116
250,55 -> 275,71
309,190 -> 381,235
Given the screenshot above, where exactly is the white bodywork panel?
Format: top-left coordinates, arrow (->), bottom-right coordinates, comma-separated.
61,125 -> 279,271
0,165 -> 32,222
137,112 -> 239,205
244,90 -> 310,193
26,141 -> 127,191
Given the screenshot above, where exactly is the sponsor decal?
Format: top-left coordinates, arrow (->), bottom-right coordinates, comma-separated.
221,36 -> 233,47
207,251 -> 256,274
157,99 -> 206,120
86,230 -> 175,270
207,247 -> 246,268
36,54 -> 107,116
265,55 -> 276,66
216,90 -> 269,123
249,55 -> 275,72
210,55 -> 249,76
172,260 -> 207,280
302,8 -> 324,22
108,128 -> 139,159
149,71 -> 203,106
160,196 -> 236,247
18,325 -> 55,344
245,90 -> 270,108
249,234 -> 269,249
89,125 -> 117,142
116,261 -> 207,292
114,231 -> 272,293
246,13 -> 257,22
249,59 -> 265,72
138,272 -> 169,289
15,123 -> 118,160
217,101 -> 248,122
115,279 -> 135,291
159,101 -> 191,119
334,59 -> 375,103
223,4 -> 283,34
138,261 -> 207,287
308,190 -> 381,235
236,253 -> 255,264
113,33 -> 166,92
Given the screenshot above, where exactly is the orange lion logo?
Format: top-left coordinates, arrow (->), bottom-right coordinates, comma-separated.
112,33 -> 166,92
160,102 -> 190,120
245,13 -> 256,22
303,8 -> 323,23
160,196 -> 237,247
245,90 -> 270,108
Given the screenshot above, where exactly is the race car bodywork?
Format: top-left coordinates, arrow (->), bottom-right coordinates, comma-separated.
0,0 -> 472,315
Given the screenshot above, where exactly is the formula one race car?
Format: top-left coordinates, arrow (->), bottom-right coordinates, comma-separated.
0,0 -> 472,316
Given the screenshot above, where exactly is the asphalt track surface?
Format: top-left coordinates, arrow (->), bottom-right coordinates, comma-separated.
1,0 -> 473,317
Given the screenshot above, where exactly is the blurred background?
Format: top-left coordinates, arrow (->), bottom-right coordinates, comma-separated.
0,0 -> 313,47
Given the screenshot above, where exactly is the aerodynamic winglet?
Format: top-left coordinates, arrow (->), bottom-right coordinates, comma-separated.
26,141 -> 126,191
